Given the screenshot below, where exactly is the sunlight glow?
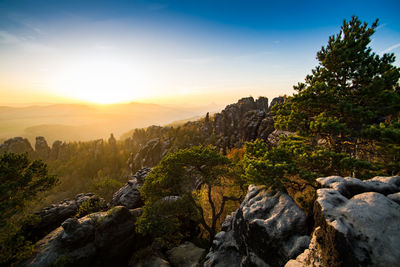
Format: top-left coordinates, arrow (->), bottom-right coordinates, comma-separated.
51,55 -> 150,104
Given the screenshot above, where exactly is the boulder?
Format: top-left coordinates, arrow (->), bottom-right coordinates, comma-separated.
204,185 -> 310,267
0,137 -> 33,154
288,176 -> 400,267
110,168 -> 152,209
167,241 -> 205,267
316,176 -> 400,198
22,206 -> 146,267
25,193 -> 106,242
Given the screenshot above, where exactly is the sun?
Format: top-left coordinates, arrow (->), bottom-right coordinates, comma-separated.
51,56 -> 149,104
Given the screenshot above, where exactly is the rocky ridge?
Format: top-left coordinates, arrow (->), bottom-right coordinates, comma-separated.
206,176 -> 400,267
20,168 -> 400,267
128,96 -> 285,171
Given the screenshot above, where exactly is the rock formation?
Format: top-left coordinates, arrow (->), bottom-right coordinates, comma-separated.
204,185 -> 310,267
167,241 -> 205,267
0,137 -> 33,154
25,193 -> 106,242
287,176 -> 400,267
110,167 -> 152,209
22,207 -> 145,267
129,138 -> 172,171
35,136 -> 50,159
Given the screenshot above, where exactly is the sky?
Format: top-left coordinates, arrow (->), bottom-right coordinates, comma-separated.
0,0 -> 399,106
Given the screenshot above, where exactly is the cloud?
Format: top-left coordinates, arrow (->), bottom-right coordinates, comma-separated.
381,43 -> 400,54
0,31 -> 22,44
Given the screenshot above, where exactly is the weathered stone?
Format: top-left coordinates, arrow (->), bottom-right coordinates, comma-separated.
130,138 -> 171,171
167,241 -> 205,267
0,137 -> 33,154
110,167 -> 152,209
204,185 -> 309,267
289,176 -> 400,267
316,176 -> 400,198
388,192 -> 400,205
23,206 -> 145,267
35,136 -> 50,159
25,193 -> 105,242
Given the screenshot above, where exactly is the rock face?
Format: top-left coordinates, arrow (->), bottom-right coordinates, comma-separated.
167,241 -> 205,267
23,206 -> 146,267
130,138 -> 172,171
26,193 -> 106,242
204,185 -> 310,267
35,136 -> 51,159
0,137 -> 33,154
110,167 -> 152,209
269,96 -> 284,110
287,176 -> 400,267
213,97 -> 270,148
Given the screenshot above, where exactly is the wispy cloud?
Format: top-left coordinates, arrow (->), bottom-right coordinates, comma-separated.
381,43 -> 400,54
0,30 -> 54,54
0,31 -> 23,44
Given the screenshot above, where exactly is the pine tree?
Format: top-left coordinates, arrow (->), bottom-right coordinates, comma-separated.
273,16 -> 400,177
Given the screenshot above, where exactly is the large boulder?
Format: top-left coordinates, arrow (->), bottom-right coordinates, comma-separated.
0,137 -> 33,154
204,185 -> 310,267
25,193 -> 106,242
287,176 -> 400,267
167,241 -> 205,267
110,167 -> 152,209
22,206 -> 146,267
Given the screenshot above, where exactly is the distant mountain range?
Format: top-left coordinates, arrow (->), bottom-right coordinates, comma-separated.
0,102 -> 221,144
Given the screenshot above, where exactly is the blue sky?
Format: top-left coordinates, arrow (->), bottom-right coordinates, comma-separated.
0,0 -> 399,105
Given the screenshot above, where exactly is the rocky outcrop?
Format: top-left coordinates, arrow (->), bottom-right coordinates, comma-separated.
110,167 -> 152,209
35,136 -> 50,159
167,241 -> 205,267
204,185 -> 310,267
316,175 -> 400,198
0,137 -> 33,154
129,138 -> 172,171
23,206 -> 146,267
25,193 -> 106,242
287,176 -> 400,267
50,140 -> 72,161
213,97 -> 269,148
269,96 -> 284,111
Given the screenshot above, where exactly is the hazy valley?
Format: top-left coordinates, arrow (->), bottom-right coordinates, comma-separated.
0,102 -> 220,144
